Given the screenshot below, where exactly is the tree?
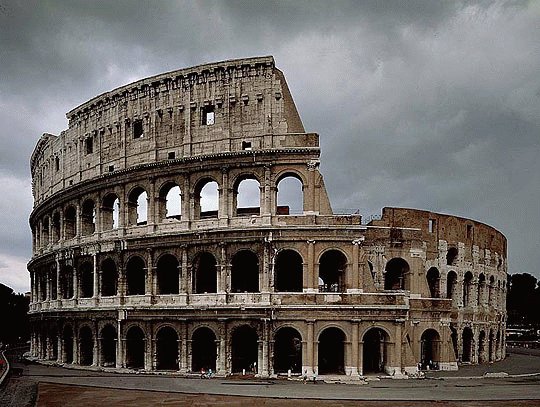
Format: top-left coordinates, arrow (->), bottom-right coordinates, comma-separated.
0,283 -> 30,345
507,273 -> 540,325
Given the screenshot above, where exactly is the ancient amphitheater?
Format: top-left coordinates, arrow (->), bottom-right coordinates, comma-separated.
28,56 -> 507,378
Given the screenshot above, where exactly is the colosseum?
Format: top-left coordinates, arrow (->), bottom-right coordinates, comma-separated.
28,56 -> 507,378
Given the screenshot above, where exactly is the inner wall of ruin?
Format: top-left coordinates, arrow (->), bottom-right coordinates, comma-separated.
28,56 -> 507,377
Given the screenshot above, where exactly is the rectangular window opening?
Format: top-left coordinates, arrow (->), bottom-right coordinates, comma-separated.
467,224 -> 473,239
108,165 -> 115,173
201,105 -> 215,126
428,219 -> 435,233
242,141 -> 252,150
85,137 -> 93,154
133,120 -> 144,139
55,157 -> 60,172
168,151 -> 176,160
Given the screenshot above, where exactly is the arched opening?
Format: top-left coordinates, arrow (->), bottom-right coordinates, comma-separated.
158,182 -> 182,220
52,212 -> 61,242
276,175 -> 303,215
192,252 -> 217,294
446,247 -> 458,266
128,187 -> 148,226
478,274 -> 486,306
126,326 -> 145,369
420,329 -> 440,370
488,330 -> 495,362
446,271 -> 457,303
50,267 -> 57,300
100,258 -> 117,297
60,266 -> 73,299
62,325 -> 73,363
156,326 -> 179,371
42,217 -> 50,245
488,276 -> 495,307
195,179 -> 219,219
79,261 -> 93,298
384,258 -> 409,290
231,250 -> 259,293
64,206 -> 76,239
156,254 -> 179,295
426,267 -> 440,298
49,327 -> 58,360
478,330 -> 486,364
79,326 -> 93,366
126,256 -> 146,296
463,272 -> 473,307
81,199 -> 96,235
234,178 -> 260,216
274,250 -> 303,292
462,327 -> 474,363
318,250 -> 347,292
100,324 -> 116,367
231,325 -> 258,374
191,327 -> 217,372
102,193 -> 120,230
273,327 -> 302,374
318,327 -> 345,374
363,328 -> 389,375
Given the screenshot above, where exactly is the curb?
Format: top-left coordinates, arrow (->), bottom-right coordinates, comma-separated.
0,350 -> 10,386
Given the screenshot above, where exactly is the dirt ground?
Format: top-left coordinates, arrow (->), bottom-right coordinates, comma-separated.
36,382 -> 540,407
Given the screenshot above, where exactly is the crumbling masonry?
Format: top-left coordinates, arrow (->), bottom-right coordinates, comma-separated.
28,56 -> 507,377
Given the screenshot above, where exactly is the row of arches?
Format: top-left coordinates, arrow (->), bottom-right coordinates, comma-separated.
33,174 -> 305,249
459,326 -> 503,364
33,251 -> 416,302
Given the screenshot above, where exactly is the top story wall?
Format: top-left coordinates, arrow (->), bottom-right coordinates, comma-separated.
30,56 -> 313,206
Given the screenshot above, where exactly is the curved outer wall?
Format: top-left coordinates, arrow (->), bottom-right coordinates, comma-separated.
28,56 -> 506,377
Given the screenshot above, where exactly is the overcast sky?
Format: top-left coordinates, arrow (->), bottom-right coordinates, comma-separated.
1,0 -> 539,293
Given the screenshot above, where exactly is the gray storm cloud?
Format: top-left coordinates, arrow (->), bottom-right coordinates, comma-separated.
0,0 -> 538,293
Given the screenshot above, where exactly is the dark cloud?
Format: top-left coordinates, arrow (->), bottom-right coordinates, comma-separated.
0,0 -> 539,291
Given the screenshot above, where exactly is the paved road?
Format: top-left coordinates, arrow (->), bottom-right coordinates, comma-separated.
3,350 -> 540,405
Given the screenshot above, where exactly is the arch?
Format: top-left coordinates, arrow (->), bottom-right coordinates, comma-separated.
192,252 -> 217,294
362,328 -> 389,375
274,249 -> 303,292
78,261 -> 93,298
463,271 -> 473,307
273,327 -> 302,374
125,326 -> 145,369
231,325 -> 258,374
156,254 -> 179,295
100,258 -> 117,297
276,174 -> 303,215
102,193 -> 120,230
158,182 -> 181,220
191,327 -> 217,372
79,326 -> 93,366
478,273 -> 486,306
126,256 -> 146,295
60,266 -> 74,299
426,267 -> 440,298
127,186 -> 148,226
231,250 -> 259,293
156,326 -> 179,371
318,249 -> 347,292
488,276 -> 495,307
420,329 -> 440,370
42,216 -> 50,244
234,177 -> 260,216
81,199 -> 96,235
64,206 -> 76,239
194,178 -> 219,219
62,325 -> 73,363
384,258 -> 410,290
51,211 -> 61,242
462,327 -> 474,362
318,327 -> 345,374
478,330 -> 486,363
48,326 -> 58,360
446,247 -> 458,266
488,329 -> 495,362
100,324 -> 117,367
446,270 -> 458,303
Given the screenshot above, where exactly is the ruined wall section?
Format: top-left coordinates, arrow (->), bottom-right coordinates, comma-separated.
30,56 -> 310,207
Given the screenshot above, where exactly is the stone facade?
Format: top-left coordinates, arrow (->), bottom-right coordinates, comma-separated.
28,56 -> 507,378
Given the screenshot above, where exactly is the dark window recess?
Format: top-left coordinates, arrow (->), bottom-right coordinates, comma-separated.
201,105 -> 215,126
428,219 -> 435,233
168,151 -> 176,159
467,224 -> 473,239
55,157 -> 60,171
242,141 -> 252,150
133,120 -> 144,138
85,137 -> 93,154
108,165 -> 115,172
